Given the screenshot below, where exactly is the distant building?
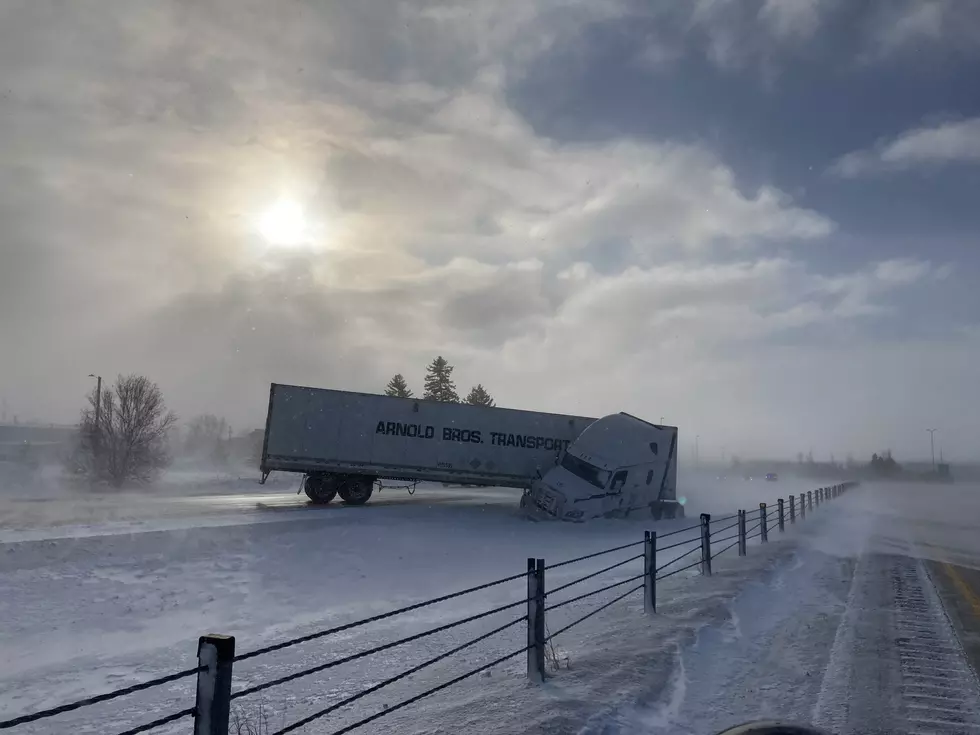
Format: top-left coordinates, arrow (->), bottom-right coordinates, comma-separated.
0,423 -> 77,464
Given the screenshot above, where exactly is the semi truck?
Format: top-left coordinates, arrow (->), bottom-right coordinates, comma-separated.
259,383 -> 682,521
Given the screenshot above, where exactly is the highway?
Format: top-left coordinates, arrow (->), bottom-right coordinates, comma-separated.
929,561 -> 980,684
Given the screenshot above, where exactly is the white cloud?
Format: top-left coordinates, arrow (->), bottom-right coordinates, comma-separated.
0,0 -> 965,459
634,0 -> 978,74
829,118 -> 980,177
758,0 -> 830,40
866,0 -> 980,60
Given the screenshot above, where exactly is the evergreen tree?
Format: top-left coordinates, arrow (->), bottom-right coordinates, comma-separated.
464,384 -> 495,407
384,374 -> 414,398
422,356 -> 459,403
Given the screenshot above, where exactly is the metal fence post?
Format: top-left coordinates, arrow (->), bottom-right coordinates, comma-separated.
526,558 -> 546,683
700,513 -> 712,576
194,634 -> 235,735
759,503 -> 768,543
777,498 -> 785,532
644,531 -> 656,614
738,509 -> 747,556
799,493 -> 805,519
808,490 -> 813,510
789,494 -> 796,523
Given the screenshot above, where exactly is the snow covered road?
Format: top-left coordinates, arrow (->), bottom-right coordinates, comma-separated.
3,479 -> 980,734
583,484 -> 980,735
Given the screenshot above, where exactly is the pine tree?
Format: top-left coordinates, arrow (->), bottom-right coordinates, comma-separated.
464,384 -> 495,407
422,356 -> 459,403
384,374 -> 414,398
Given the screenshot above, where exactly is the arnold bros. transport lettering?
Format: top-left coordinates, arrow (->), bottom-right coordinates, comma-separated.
374,420 -> 573,453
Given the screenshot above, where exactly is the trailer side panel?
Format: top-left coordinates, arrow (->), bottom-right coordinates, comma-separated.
262,384 -> 595,486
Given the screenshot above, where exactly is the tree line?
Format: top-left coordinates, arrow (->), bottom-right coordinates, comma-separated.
384,355 -> 496,407
64,358 -> 495,487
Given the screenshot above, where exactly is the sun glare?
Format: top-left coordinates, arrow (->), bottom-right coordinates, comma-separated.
258,198 -> 308,247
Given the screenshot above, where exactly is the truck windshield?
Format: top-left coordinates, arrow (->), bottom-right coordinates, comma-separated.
560,452 -> 611,490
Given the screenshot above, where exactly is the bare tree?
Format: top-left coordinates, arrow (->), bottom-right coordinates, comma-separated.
184,413 -> 230,462
74,374 -> 177,487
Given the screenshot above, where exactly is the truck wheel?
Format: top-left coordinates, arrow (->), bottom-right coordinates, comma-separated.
304,475 -> 337,504
339,477 -> 374,506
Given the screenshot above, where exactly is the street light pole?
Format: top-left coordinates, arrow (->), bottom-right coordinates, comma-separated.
926,428 -> 937,470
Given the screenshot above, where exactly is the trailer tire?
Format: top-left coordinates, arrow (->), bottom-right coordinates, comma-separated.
304,475 -> 337,504
339,476 -> 374,506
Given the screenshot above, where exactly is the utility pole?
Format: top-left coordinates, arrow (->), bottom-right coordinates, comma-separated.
926,428 -> 937,470
89,374 -> 103,459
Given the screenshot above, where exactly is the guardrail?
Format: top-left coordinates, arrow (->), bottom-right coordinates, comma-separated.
0,482 -> 858,735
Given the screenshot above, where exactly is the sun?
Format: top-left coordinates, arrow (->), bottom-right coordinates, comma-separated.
257,198 -> 308,247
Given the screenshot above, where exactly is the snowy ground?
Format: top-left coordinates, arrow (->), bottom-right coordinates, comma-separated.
3,472 -> 979,734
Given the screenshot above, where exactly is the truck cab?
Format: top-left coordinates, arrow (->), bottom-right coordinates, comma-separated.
522,413 -> 681,522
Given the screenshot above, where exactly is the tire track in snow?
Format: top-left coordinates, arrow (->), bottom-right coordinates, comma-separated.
813,546 -> 980,734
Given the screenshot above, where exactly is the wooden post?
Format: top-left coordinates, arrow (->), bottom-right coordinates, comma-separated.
808,490 -> 813,510
789,494 -> 796,523
194,635 -> 235,735
700,514 -> 712,576
777,498 -> 785,532
800,493 -> 806,519
526,558 -> 546,683
738,509 -> 747,556
759,503 -> 768,543
644,531 -> 656,614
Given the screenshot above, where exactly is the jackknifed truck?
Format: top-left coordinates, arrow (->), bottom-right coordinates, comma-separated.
260,383 -> 682,521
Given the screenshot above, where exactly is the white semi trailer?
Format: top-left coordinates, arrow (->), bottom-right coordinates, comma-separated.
260,383 -> 681,521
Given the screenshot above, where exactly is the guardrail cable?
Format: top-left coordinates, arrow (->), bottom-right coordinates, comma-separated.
545,573 -> 645,612
231,596 -> 530,701
657,533 -> 702,553
235,569 -> 527,662
111,707 -> 197,735
655,543 -> 702,573
655,557 -> 703,580
657,521 -> 703,539
546,584 -> 644,640
0,666 -> 204,730
271,618 -> 527,734
545,539 -> 644,570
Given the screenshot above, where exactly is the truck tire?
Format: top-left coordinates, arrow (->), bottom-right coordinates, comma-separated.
304,475 -> 337,504
338,476 -> 374,506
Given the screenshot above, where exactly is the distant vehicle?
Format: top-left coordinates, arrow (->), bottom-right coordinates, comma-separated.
765,473 -> 778,482
259,383 -> 682,521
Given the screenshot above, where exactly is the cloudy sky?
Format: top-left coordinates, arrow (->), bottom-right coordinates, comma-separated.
2,0 -> 980,463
